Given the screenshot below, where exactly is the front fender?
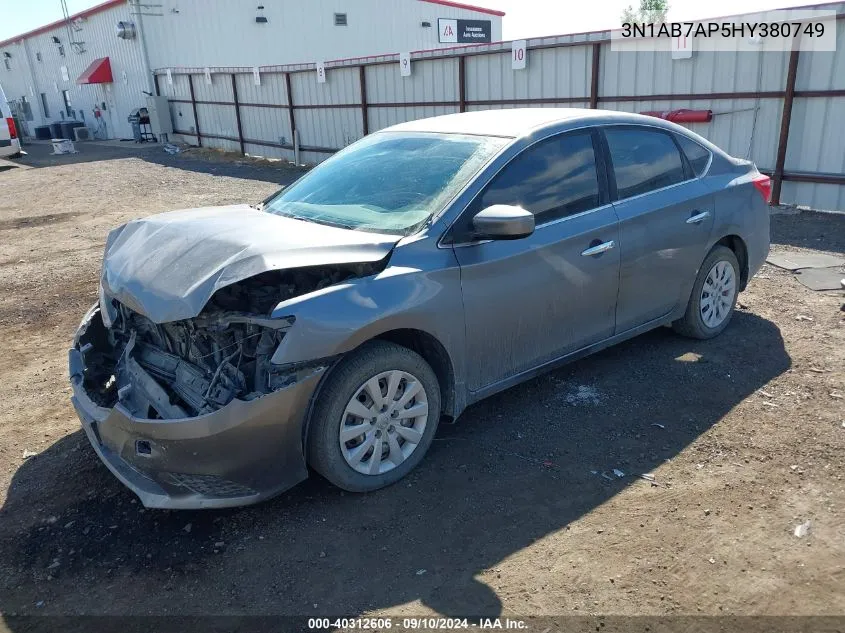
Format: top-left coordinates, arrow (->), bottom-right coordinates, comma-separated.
268,259 -> 465,386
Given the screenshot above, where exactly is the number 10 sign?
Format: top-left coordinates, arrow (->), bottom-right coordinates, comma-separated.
512,40 -> 527,70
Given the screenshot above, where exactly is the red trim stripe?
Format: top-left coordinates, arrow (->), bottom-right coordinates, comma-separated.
418,0 -> 505,17
0,0 -> 125,49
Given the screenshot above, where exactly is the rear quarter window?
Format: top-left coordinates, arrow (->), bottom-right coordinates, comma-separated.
675,134 -> 712,177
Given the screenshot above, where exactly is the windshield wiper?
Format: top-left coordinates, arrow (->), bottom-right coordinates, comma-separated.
308,217 -> 358,231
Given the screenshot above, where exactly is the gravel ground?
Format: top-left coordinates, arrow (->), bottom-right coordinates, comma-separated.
0,142 -> 843,623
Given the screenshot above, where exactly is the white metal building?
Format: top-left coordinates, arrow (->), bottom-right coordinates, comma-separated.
141,0 -> 504,69
0,0 -> 152,140
0,0 -> 504,140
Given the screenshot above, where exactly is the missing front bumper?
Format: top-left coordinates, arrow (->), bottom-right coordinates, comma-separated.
70,359 -> 323,509
68,307 -> 326,509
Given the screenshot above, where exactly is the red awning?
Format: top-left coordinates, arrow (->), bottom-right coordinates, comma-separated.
77,57 -> 113,85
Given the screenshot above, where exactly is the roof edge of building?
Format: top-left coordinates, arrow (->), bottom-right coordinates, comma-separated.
418,0 -> 505,17
0,0 -> 125,50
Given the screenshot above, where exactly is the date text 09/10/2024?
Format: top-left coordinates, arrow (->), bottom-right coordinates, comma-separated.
307,617 -> 528,630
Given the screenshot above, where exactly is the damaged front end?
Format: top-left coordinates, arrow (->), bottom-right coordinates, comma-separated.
68,263 -> 386,509
88,302 -> 295,420
82,262 -> 385,419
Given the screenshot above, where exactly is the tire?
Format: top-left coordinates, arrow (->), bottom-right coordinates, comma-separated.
9,152 -> 22,159
673,245 -> 740,339
307,340 -> 441,492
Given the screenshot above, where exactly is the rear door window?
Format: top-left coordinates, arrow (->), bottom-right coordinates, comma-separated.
604,127 -> 687,200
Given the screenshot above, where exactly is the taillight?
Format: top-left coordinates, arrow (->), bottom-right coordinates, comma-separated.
751,173 -> 771,203
5,117 -> 16,140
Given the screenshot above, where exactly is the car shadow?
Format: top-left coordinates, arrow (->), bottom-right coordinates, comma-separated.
0,311 -> 789,618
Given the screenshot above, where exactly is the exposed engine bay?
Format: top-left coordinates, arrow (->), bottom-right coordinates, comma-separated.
76,262 -> 384,419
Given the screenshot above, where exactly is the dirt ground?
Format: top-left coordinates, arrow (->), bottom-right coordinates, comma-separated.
0,142 -> 843,624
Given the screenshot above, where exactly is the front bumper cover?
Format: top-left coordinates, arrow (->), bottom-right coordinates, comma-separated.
68,309 -> 325,510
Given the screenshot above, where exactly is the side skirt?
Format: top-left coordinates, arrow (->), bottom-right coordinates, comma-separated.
464,312 -> 680,408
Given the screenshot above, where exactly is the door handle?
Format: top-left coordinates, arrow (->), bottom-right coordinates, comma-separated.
686,210 -> 712,224
581,240 -> 615,257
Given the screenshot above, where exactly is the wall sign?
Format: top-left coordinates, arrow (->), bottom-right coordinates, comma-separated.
511,40 -> 527,70
204,67 -> 212,85
671,35 -> 693,59
60,65 -> 69,81
166,68 -> 173,85
438,18 -> 491,43
399,52 -> 411,77
316,61 -> 326,84
253,66 -> 261,86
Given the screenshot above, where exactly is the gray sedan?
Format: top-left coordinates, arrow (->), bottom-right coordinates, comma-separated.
69,109 -> 770,509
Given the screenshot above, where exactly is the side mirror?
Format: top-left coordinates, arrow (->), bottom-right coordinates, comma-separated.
472,205 -> 535,240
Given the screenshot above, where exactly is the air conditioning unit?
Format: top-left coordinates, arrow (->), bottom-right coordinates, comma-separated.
74,126 -> 91,141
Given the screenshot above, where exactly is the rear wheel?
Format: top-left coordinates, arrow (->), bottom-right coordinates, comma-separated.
673,245 -> 740,339
307,341 -> 441,492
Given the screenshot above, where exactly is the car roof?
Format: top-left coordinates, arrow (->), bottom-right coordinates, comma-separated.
382,108 -> 667,138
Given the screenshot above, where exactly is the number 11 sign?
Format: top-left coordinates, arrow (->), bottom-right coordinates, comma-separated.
512,40 -> 527,70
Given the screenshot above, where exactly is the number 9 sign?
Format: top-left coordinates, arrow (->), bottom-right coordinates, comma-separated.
400,52 -> 412,77
512,40 -> 527,70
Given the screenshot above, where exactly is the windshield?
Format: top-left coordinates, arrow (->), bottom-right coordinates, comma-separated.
264,132 -> 507,235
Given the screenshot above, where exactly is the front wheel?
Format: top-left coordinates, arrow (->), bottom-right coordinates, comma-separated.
307,341 -> 441,492
673,245 -> 740,339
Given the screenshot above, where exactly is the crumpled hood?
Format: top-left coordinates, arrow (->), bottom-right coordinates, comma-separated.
100,204 -> 399,323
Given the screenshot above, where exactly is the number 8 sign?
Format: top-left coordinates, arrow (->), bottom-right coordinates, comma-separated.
512,40 -> 527,70
400,52 -> 412,77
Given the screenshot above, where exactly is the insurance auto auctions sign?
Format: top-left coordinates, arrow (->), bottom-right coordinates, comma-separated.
438,18 -> 492,43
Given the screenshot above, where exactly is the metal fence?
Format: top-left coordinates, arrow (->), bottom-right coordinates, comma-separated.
154,5 -> 845,210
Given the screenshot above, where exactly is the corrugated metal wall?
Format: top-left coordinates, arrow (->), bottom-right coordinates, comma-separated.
0,0 -> 502,142
781,16 -> 845,210
466,45 -> 592,105
159,2 -> 845,209
236,72 -> 293,159
141,0 -> 502,69
155,4 -> 845,210
4,0 -> 840,209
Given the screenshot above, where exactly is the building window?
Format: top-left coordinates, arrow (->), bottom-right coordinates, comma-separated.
36,51 -> 42,62
58,44 -> 65,57
334,12 -> 347,26
62,89 -> 73,118
40,93 -> 50,118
